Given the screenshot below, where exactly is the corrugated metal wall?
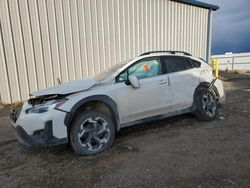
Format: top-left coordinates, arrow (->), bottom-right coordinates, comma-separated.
0,0 -> 209,104
212,53 -> 250,71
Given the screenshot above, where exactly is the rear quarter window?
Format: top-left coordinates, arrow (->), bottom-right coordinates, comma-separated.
189,58 -> 201,68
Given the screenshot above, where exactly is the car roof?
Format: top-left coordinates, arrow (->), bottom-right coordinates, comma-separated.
139,53 -> 205,62
140,51 -> 192,56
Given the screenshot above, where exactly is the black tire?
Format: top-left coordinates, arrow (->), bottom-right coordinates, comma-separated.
195,87 -> 218,121
69,110 -> 115,155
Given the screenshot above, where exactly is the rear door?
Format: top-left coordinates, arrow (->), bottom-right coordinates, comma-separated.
161,56 -> 200,110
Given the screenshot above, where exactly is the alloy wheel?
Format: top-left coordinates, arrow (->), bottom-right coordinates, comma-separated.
78,117 -> 110,152
201,93 -> 216,117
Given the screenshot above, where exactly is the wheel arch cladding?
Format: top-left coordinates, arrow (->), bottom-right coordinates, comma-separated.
194,82 -> 220,101
64,95 -> 120,134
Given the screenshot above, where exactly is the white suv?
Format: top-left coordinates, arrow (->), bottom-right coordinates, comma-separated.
10,51 -> 225,155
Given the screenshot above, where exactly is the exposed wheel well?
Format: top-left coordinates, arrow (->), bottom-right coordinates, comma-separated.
67,100 -> 119,140
74,100 -> 114,118
194,82 -> 220,102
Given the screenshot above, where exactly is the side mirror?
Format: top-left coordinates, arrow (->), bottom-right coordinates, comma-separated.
128,75 -> 140,89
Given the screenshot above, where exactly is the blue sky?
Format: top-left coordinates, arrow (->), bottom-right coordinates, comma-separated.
202,0 -> 250,55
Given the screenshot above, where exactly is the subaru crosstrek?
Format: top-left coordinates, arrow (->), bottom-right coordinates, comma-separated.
10,51 -> 225,155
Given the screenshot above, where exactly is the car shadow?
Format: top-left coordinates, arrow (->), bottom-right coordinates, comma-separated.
115,113 -> 206,141
19,113 -> 216,159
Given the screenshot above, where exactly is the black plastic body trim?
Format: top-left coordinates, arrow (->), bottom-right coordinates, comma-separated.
193,81 -> 221,109
14,120 -> 67,147
64,95 -> 120,131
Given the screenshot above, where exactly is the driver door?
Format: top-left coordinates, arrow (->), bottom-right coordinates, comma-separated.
114,57 -> 172,124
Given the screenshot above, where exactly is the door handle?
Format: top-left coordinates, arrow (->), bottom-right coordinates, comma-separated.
167,77 -> 171,86
159,80 -> 167,85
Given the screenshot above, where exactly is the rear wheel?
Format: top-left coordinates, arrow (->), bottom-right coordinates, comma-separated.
70,110 -> 115,155
195,88 -> 217,121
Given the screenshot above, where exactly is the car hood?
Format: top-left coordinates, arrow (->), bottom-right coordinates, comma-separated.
31,77 -> 97,97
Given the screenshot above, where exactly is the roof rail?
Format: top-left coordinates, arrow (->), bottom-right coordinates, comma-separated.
140,51 -> 192,56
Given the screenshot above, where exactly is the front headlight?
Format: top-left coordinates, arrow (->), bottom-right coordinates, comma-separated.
25,100 -> 66,114
26,106 -> 50,114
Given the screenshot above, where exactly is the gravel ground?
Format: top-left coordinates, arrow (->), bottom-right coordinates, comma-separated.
0,72 -> 250,188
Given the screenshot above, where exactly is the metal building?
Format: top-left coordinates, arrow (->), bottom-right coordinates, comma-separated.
0,0 -> 219,104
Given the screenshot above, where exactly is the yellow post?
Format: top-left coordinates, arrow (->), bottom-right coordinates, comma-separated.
211,59 -> 215,69
215,58 -> 219,77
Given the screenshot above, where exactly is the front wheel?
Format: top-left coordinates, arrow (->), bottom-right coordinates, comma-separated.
195,88 -> 218,121
70,110 -> 115,155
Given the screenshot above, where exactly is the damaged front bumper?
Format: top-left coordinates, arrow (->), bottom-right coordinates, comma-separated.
11,120 -> 67,147
10,103 -> 68,147
211,78 -> 226,106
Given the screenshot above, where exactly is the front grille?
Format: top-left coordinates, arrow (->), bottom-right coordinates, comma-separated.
10,109 -> 20,123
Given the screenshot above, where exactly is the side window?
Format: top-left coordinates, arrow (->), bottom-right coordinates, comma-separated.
117,58 -> 161,81
189,58 -> 201,68
185,58 -> 194,69
162,56 -> 188,73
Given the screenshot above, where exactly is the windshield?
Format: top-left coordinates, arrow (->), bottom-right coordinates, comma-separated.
94,60 -> 130,81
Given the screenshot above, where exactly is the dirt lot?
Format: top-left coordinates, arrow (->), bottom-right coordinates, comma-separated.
0,72 -> 250,188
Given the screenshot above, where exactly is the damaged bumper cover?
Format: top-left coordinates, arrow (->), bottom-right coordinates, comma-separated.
10,101 -> 69,147
211,78 -> 226,106
12,120 -> 67,147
